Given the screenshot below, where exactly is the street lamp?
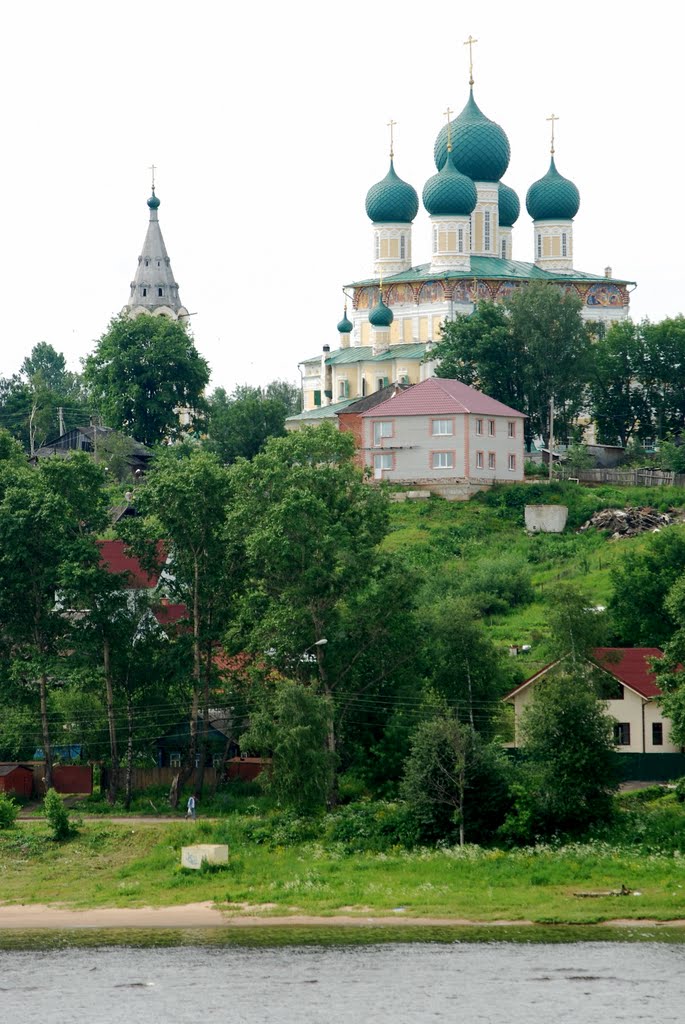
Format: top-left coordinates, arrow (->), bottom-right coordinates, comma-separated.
301,638 -> 328,662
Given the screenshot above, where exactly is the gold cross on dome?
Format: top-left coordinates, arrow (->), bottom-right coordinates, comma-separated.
148,163 -> 157,190
443,106 -> 454,150
387,119 -> 397,158
546,113 -> 559,154
463,35 -> 478,86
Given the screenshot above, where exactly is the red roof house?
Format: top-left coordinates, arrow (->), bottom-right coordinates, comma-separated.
358,377 -> 525,488
504,647 -> 680,754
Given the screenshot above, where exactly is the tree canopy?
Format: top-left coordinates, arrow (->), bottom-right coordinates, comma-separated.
83,314 -> 209,446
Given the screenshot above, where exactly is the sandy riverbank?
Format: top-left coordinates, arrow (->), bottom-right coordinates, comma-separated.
1,903 -> 685,930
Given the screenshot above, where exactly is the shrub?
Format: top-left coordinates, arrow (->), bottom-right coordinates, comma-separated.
242,810 -> 323,847
324,800 -> 419,851
44,788 -> 73,841
675,777 -> 685,803
0,793 -> 18,829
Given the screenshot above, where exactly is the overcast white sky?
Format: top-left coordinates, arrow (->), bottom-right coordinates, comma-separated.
0,0 -> 679,390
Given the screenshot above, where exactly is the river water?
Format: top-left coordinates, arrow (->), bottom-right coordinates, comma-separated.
0,941 -> 681,1023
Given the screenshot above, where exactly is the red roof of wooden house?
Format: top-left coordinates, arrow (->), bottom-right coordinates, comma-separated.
154,602 -> 187,626
360,378 -> 526,420
98,539 -> 166,589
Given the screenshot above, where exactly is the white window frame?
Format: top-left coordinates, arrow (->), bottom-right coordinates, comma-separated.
373,420 -> 393,446
488,419 -> 495,437
170,752 -> 181,768
431,451 -> 454,470
373,453 -> 393,474
507,420 -> 515,438
431,419 -> 454,436
475,418 -> 483,436
508,453 -> 516,472
476,451 -> 484,469
488,452 -> 496,470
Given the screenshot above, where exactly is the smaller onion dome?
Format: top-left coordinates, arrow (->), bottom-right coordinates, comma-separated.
369,293 -> 394,327
498,182 -> 520,227
526,157 -> 580,221
365,160 -> 419,224
423,150 -> 477,217
434,89 -> 511,182
337,306 -> 353,334
147,190 -> 161,210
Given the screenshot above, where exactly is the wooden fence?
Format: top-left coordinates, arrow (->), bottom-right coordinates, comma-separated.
558,468 -> 685,487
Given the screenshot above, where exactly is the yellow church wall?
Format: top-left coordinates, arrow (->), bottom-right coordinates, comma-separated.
473,212 -> 483,251
390,319 -> 401,343
403,318 -> 413,342
552,236 -> 561,257
419,317 -> 429,342
361,322 -> 371,345
432,315 -> 443,339
543,236 -> 552,257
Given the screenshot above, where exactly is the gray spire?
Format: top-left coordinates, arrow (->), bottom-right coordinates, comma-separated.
123,190 -> 189,319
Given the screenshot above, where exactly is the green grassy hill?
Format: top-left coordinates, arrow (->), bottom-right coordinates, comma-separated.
383,482 -> 685,674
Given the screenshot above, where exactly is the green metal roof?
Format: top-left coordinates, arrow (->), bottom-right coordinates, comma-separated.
434,89 -> 510,182
347,257 -> 634,288
300,343 -> 428,367
526,156 -> 580,221
423,151 -> 477,217
286,399 -> 356,423
498,182 -> 520,227
365,159 -> 419,224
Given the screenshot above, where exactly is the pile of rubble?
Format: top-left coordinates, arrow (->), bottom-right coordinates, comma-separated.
578,506 -> 677,538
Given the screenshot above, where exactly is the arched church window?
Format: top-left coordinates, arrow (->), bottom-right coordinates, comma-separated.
145,260 -> 149,267
458,228 -> 464,254
400,235 -> 406,260
562,233 -> 568,257
158,288 -> 163,297
536,234 -> 542,259
142,288 -> 147,296
484,211 -> 491,252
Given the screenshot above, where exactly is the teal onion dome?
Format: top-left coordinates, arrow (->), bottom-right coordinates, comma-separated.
369,294 -> 394,327
498,182 -> 520,227
526,157 -> 580,220
337,308 -> 353,334
434,89 -> 510,182
147,190 -> 161,210
422,150 -> 477,217
365,160 -> 419,223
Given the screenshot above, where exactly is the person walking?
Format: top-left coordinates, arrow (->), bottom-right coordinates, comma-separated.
186,794 -> 196,820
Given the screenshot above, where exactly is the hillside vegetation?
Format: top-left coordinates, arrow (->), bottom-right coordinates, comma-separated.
383,481 -> 685,671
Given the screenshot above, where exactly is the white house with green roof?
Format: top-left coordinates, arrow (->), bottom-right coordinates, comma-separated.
297,59 -> 634,415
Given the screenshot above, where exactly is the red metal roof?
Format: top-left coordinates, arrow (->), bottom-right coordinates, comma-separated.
154,603 -> 187,626
360,378 -> 526,419
98,539 -> 165,589
592,647 -> 664,698
507,648 -> 666,702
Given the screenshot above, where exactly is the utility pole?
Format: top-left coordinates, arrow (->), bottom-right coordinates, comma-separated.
548,397 -> 555,482
58,406 -> 65,436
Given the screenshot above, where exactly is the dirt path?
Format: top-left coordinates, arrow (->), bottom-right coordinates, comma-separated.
1,903 -> 684,930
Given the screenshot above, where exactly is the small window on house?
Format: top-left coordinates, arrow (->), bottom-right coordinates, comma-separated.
488,452 -> 496,470
377,377 -> 389,392
432,451 -> 454,470
338,379 -> 349,399
507,421 -> 515,438
142,288 -> 147,296
508,453 -> 516,472
373,421 -> 393,445
614,722 -> 631,746
373,453 -> 392,473
432,419 -> 453,436
652,722 -> 664,746
476,451 -> 484,469
475,418 -> 483,435
169,752 -> 181,768
488,419 -> 495,437
158,287 -> 163,297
